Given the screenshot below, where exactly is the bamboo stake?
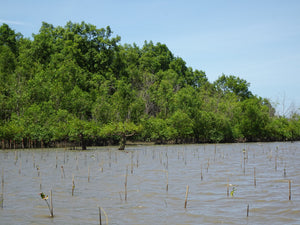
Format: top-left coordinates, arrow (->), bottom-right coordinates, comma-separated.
184,185 -> 189,208
289,180 -> 291,200
275,156 -> 277,171
284,168 -> 286,177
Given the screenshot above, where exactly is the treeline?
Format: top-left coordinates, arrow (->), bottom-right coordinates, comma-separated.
0,22 -> 299,150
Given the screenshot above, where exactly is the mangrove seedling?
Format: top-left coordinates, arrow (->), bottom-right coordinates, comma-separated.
230,187 -> 236,197
39,192 -> 53,217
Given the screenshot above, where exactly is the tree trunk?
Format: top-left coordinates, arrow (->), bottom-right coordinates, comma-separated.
80,134 -> 87,150
118,134 -> 126,150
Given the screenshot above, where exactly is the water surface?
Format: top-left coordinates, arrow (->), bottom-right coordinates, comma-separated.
0,142 -> 299,224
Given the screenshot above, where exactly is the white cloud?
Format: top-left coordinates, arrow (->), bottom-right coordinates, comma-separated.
0,19 -> 25,26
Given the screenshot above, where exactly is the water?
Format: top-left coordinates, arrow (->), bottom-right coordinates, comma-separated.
0,142 -> 299,224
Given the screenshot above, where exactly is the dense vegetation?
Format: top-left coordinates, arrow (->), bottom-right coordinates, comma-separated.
0,22 -> 299,150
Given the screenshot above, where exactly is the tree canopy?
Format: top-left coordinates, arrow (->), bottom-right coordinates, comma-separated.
0,22 -> 299,149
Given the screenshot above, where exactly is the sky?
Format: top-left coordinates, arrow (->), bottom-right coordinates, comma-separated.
1,0 -> 300,115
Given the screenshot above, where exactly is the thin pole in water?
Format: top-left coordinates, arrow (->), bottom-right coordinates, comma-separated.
254,167 -> 256,187
227,178 -> 229,197
247,204 -> 249,217
184,185 -> 189,208
98,206 -> 102,225
289,180 -> 292,200
125,166 -> 128,201
50,189 -> 54,217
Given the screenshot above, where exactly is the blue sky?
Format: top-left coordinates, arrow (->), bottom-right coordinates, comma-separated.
1,0 -> 300,115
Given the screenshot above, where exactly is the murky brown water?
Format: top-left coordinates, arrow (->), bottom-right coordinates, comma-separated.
0,142 -> 299,224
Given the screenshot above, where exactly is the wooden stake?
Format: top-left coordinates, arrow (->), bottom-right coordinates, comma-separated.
37,166 -> 40,177
284,168 -> 286,177
0,193 -> 3,208
33,153 -> 35,168
1,168 -> 3,194
98,206 -> 102,225
76,156 -> 79,171
19,160 -> 21,175
125,166 -> 128,201
61,166 -> 65,179
275,156 -> 277,171
184,185 -> 189,208
50,189 -> 53,217
227,178 -> 229,197
201,166 -> 203,181
39,171 -> 42,190
131,152 -> 133,174
55,151 -> 58,168
254,167 -> 256,187
289,180 -> 291,200
247,204 -> 249,217
166,171 -> 168,192
0,169 -> 3,208
88,166 -> 90,183
98,206 -> 108,225
206,159 -> 209,172
72,175 -> 75,196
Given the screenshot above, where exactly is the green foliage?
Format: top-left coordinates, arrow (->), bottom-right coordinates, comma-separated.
214,74 -> 253,100
0,22 -> 299,149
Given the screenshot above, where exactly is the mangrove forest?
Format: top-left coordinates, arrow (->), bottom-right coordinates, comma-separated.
0,21 -> 299,149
